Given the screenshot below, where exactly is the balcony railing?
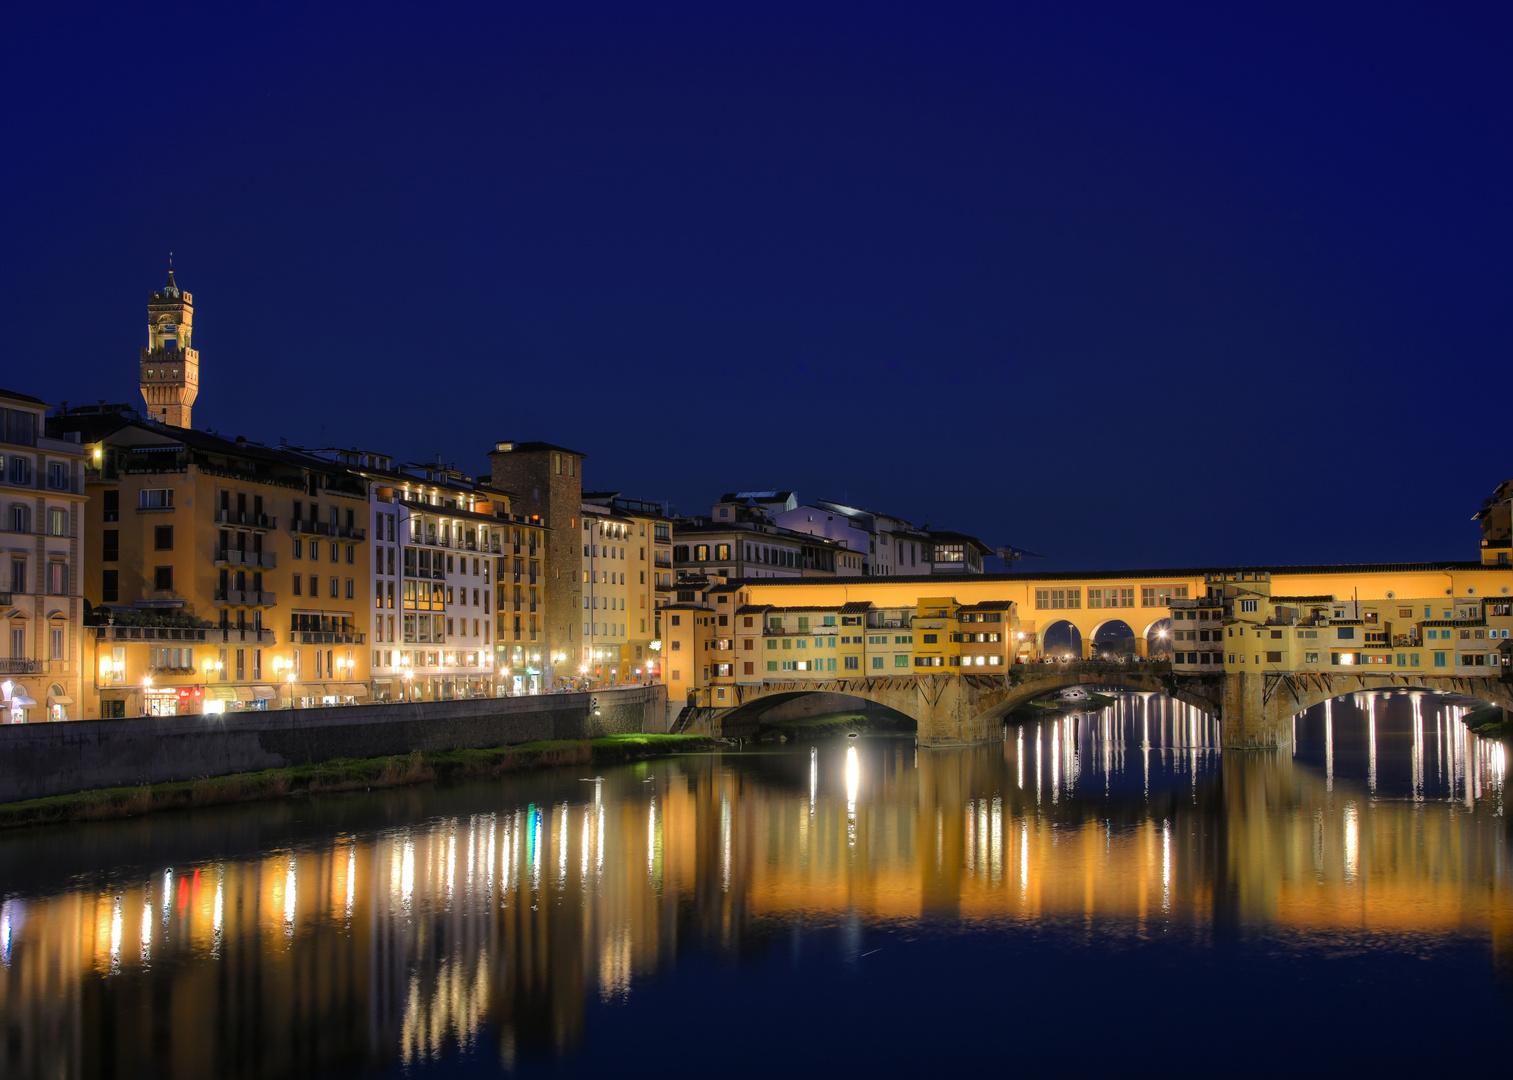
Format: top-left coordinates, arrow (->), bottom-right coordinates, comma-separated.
214,548 -> 277,568
214,588 -> 277,607
215,509 -> 277,529
296,631 -> 366,644
0,658 -> 44,674
216,627 -> 276,644
290,519 -> 366,540
96,626 -> 210,641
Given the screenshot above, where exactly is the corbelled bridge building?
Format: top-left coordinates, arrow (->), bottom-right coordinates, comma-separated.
670,559 -> 1513,746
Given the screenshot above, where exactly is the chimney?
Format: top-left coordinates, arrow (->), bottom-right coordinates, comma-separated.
235,435 -> 248,447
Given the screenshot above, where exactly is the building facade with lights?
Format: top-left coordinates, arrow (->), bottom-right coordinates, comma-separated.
50,409 -> 372,717
0,388 -> 89,723
300,450 -> 508,702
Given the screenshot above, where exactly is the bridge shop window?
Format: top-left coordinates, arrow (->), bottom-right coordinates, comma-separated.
1087,587 -> 1134,609
1035,588 -> 1081,610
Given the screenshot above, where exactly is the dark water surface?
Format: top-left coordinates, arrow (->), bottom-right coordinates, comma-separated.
1,693 -> 1508,1079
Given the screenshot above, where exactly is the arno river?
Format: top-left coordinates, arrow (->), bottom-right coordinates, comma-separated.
1,694 -> 1508,1078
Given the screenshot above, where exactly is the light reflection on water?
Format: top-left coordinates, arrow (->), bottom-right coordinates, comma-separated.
0,692 -> 1507,1078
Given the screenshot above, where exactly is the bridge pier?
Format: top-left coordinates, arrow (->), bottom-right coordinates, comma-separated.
1219,671 -> 1294,749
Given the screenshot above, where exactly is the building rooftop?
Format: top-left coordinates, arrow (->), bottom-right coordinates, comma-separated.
0,388 -> 48,406
491,440 -> 588,457
726,560 -> 1494,586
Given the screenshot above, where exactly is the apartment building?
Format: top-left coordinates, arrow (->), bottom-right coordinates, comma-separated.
583,492 -> 673,682
579,499 -> 633,685
52,407 -> 370,717
301,450 -> 511,701
1193,571 -> 1513,678
674,500 -> 845,580
1,389 -> 88,723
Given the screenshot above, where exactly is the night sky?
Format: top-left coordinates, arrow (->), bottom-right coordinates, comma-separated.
4,2 -> 1507,571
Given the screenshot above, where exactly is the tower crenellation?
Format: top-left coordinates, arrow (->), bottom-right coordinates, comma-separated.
139,268 -> 199,427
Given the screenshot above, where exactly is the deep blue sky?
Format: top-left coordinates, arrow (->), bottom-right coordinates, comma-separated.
3,1 -> 1507,570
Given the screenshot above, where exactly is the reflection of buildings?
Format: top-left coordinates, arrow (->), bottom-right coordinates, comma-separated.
1,696 -> 1508,1077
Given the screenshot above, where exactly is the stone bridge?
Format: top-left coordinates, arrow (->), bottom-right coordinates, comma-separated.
682,664 -> 1512,747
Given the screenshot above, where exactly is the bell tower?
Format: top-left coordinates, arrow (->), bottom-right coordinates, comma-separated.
139,267 -> 199,428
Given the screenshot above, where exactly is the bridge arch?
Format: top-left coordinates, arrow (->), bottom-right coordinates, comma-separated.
1266,675 -> 1513,723
1089,619 -> 1137,658
1143,617 -> 1174,659
1039,620 -> 1083,660
708,688 -> 920,739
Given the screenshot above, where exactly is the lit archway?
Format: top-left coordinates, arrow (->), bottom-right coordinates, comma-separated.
1144,617 -> 1173,659
1041,620 -> 1083,660
1091,619 -> 1137,659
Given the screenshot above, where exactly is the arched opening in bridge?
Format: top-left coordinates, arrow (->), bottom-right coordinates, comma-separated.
712,690 -> 919,740
1041,620 -> 1082,660
1144,617 -> 1173,660
1090,619 -> 1137,659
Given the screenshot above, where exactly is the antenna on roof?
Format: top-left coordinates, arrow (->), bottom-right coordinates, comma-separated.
996,545 -> 1047,570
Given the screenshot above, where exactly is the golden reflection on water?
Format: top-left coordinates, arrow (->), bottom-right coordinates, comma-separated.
0,693 -> 1507,1078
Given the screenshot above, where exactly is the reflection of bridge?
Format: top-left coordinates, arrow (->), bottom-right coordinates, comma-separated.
690,662 -> 1513,748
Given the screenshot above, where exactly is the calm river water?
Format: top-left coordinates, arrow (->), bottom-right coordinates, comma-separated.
1,693 -> 1509,1079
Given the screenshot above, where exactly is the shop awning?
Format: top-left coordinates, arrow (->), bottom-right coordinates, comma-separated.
349,683 -> 369,697
9,695 -> 38,707
46,694 -> 74,706
205,685 -> 237,701
253,685 -> 279,698
233,687 -> 256,701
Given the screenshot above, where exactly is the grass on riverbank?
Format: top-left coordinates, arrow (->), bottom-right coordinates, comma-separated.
1006,692 -> 1116,723
1464,702 -> 1512,739
0,733 -> 721,830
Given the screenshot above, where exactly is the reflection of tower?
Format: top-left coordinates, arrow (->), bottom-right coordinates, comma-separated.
139,268 -> 199,428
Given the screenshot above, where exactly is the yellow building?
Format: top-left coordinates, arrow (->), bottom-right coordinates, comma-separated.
1,388 -> 89,723
53,410 -> 371,717
581,493 -> 676,686
1207,570 -> 1513,678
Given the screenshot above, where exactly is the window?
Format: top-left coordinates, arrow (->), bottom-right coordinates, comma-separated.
844,655 -> 859,670
346,578 -> 355,599
1336,627 -> 1355,640
1304,651 -> 1318,664
871,656 -> 884,669
139,489 -> 173,509
154,566 -> 173,591
1239,599 -> 1258,613
102,568 -> 118,602
1034,588 -> 1081,610
154,525 -> 174,550
1265,651 -> 1282,663
47,508 -> 66,536
894,654 -> 910,668
47,562 -> 65,595
48,462 -> 67,490
50,627 -> 64,660
922,633 -> 938,644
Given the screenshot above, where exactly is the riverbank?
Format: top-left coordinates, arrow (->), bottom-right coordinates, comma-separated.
1464,702 -> 1513,740
0,733 -> 720,830
1006,692 -> 1116,723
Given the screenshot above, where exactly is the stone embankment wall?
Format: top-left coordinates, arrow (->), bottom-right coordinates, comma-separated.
0,686 -> 665,803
